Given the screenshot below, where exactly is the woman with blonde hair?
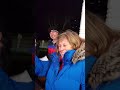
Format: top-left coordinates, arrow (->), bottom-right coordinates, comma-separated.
35,30 -> 85,90
86,10 -> 120,90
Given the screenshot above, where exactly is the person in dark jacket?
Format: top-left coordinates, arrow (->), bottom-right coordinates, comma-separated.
86,10 -> 120,90
48,26 -> 59,56
36,27 -> 59,89
0,32 -> 34,90
35,30 -> 85,90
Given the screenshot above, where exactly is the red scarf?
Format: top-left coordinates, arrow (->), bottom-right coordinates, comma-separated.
59,56 -> 63,71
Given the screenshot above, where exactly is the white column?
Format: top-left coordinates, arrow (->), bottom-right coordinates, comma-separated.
106,0 -> 120,31
79,0 -> 85,39
17,33 -> 22,48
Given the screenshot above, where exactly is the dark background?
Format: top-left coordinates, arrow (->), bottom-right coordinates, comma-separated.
0,0 -> 108,40
86,0 -> 108,20
0,0 -> 83,76
1,0 -> 83,40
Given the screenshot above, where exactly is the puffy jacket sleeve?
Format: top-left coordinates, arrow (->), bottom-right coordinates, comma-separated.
35,55 -> 51,77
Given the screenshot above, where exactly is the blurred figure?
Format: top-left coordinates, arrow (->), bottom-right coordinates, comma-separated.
0,32 -> 34,90
86,10 -> 120,90
35,30 -> 85,90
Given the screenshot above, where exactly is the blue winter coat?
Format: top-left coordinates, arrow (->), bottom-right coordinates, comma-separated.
35,50 -> 85,90
0,68 -> 34,90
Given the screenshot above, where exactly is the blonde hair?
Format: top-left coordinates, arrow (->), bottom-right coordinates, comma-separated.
56,30 -> 83,52
86,10 -> 115,57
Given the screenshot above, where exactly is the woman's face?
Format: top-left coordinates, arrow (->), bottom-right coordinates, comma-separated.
58,38 -> 73,58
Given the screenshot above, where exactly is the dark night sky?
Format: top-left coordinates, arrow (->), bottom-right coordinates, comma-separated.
86,0 -> 108,20
35,0 -> 83,39
1,0 -> 83,39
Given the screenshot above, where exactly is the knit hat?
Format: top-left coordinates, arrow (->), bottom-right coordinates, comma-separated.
48,26 -> 59,33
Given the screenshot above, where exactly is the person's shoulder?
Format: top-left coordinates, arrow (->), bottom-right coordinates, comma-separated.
72,49 -> 85,64
48,39 -> 51,42
72,58 -> 85,69
49,52 -> 59,61
48,40 -> 53,45
75,59 -> 85,66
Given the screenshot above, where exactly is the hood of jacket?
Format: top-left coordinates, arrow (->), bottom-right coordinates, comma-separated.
88,39 -> 120,89
72,42 -> 85,64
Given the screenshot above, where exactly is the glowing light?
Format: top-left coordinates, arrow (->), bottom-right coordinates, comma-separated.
79,0 -> 85,39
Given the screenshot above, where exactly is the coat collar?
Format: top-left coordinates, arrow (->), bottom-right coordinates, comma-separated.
51,50 -> 75,70
56,50 -> 76,79
63,50 -> 76,65
72,47 -> 85,64
51,50 -> 75,78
